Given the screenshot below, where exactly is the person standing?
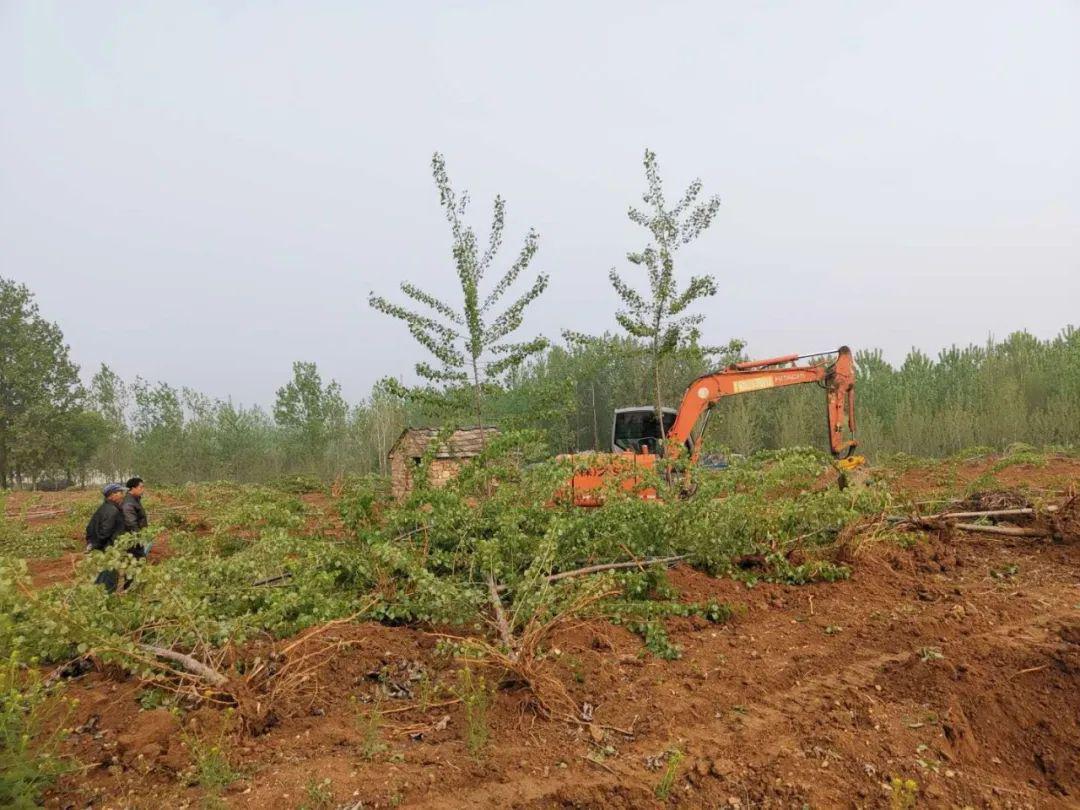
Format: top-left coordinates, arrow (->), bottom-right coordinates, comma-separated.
85,483 -> 127,592
122,476 -> 149,559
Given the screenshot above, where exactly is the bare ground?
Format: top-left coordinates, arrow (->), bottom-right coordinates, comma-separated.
32,458 -> 1080,809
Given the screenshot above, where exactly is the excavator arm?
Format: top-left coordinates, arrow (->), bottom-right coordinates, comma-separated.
665,345 -> 858,460
565,346 -> 858,506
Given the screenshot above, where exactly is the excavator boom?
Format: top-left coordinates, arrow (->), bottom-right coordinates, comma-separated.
668,345 -> 857,460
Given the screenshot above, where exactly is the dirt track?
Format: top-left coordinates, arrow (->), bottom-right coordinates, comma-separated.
38,461 -> 1080,808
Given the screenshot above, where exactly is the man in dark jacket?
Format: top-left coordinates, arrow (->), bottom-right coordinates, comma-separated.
122,476 -> 149,559
85,483 -> 127,592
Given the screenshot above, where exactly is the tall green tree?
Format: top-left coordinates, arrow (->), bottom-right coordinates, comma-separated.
356,379 -> 408,474
370,152 -> 549,443
273,361 -> 348,466
609,149 -> 740,439
88,364 -> 132,479
0,278 -> 84,486
130,379 -> 185,481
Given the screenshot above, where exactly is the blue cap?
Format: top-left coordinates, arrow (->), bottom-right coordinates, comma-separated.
103,483 -> 126,497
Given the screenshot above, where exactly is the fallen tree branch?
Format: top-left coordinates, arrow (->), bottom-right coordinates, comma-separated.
493,555 -> 689,594
138,643 -> 228,686
278,606 -> 374,657
952,523 -> 1049,538
543,554 -> 689,585
888,505 -> 1057,523
378,697 -> 462,717
251,572 -> 293,587
1008,664 -> 1049,679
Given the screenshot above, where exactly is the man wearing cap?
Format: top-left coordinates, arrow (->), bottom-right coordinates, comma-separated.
85,483 -> 128,592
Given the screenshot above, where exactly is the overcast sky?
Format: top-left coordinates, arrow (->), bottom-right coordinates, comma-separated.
3,2 -> 1078,407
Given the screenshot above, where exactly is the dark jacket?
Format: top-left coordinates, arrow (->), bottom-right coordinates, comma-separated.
121,493 -> 148,532
85,501 -> 124,551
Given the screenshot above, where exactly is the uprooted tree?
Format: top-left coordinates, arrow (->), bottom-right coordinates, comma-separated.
370,153 -> 549,446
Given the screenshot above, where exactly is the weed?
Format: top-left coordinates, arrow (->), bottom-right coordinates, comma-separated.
453,668 -> 491,758
351,695 -> 387,761
918,646 -> 944,662
138,687 -> 171,711
965,472 -> 1001,496
0,653 -> 72,809
184,716 -> 240,797
654,748 -> 685,799
889,776 -> 918,810
415,671 -> 441,711
627,620 -> 682,660
915,743 -> 941,774
992,443 -> 1049,472
564,655 -> 586,684
301,777 -> 334,808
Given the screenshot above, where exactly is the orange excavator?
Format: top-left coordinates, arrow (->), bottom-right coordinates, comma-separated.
566,346 -> 858,506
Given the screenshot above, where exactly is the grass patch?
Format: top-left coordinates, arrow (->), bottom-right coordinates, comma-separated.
453,668 -> 491,759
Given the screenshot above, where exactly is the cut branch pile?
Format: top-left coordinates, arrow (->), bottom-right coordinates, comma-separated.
889,493 -> 1075,542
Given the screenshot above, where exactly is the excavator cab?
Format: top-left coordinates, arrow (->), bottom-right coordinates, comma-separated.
612,407 -> 696,457
611,407 -> 677,454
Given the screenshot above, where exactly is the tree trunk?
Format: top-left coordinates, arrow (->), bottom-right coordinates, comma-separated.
653,349 -> 666,441
590,380 -> 600,451
470,358 -> 486,453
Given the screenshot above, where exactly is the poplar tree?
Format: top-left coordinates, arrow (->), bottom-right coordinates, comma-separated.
370,153 -> 549,443
273,361 -> 348,460
609,149 -> 736,439
0,278 -> 84,486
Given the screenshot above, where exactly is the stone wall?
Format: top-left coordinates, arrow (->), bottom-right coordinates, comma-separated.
388,426 -> 497,500
389,455 -> 465,500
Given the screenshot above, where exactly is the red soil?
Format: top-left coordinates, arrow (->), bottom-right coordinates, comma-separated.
28,460 -> 1080,808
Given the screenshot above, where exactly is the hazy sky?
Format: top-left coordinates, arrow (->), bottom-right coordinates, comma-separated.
3,2 -> 1078,406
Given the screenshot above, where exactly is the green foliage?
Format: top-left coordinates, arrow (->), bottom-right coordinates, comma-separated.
273,361 -> 348,465
370,152 -> 549,430
991,442 -> 1049,471
351,695 -> 387,761
0,441 -> 893,689
889,776 -> 919,810
0,514 -> 78,560
654,747 -> 685,799
137,687 -> 172,711
0,277 -> 93,487
184,719 -> 241,796
0,652 -> 71,808
609,595 -> 736,660
452,668 -> 491,758
87,364 -> 133,480
337,474 -> 391,534
606,150 -> 742,437
9,272 -> 1079,485
302,777 -> 334,809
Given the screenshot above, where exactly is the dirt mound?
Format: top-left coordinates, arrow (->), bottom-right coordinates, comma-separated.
115,708 -> 180,766
1049,495 -> 1080,542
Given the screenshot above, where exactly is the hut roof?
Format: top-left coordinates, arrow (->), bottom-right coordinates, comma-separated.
388,427 -> 498,459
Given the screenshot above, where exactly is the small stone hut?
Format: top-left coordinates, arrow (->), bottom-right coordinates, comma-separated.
388,427 -> 498,500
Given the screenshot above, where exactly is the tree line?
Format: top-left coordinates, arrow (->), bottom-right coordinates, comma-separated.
3,269 -> 1078,487
3,148 -> 1078,486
